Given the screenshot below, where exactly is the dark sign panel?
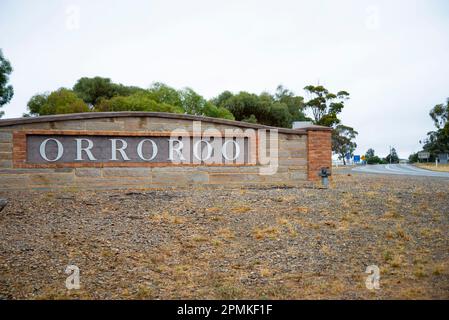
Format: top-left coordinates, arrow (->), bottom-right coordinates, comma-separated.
26,134 -> 251,165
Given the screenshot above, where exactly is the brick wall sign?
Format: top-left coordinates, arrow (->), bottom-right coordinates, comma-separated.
0,112 -> 332,189
18,132 -> 253,167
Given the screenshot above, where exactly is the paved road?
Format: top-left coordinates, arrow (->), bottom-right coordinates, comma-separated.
351,164 -> 449,178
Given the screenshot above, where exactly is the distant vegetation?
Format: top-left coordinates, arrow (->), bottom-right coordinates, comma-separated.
364,148 -> 385,164
23,76 -> 358,160
409,98 -> 449,162
0,49 -> 14,118
25,77 -> 311,127
363,147 -> 399,164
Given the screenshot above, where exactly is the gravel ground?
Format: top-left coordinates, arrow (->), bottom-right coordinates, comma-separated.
0,173 -> 448,299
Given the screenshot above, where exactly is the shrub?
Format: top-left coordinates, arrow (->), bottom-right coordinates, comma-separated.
94,92 -> 183,113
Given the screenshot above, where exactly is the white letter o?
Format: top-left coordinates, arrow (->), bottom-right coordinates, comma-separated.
222,139 -> 240,161
193,139 -> 213,161
39,138 -> 64,162
137,139 -> 158,161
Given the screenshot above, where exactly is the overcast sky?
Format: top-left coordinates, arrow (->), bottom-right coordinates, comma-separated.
1,0 -> 448,158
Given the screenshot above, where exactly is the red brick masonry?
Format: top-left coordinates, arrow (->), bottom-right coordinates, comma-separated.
307,129 -> 332,181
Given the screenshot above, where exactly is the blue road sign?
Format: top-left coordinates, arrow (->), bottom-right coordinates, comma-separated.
353,155 -> 361,163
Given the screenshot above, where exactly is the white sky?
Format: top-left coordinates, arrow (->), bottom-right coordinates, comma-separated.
1,0 -> 448,158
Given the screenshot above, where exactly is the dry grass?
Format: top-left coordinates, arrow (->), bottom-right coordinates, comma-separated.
151,211 -> 185,224
231,206 -> 252,214
1,173 -> 448,300
414,163 -> 449,172
253,226 -> 280,240
296,207 -> 309,214
216,228 -> 235,240
277,218 -> 298,237
205,207 -> 221,213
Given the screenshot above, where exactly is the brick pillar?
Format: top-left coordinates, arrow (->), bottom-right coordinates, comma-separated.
307,129 -> 332,181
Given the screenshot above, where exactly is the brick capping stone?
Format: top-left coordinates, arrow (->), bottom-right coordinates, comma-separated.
0,112 -> 331,133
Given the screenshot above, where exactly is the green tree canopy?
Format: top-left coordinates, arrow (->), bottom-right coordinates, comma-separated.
179,87 -> 206,115
27,88 -> 89,116
419,98 -> 449,155
211,90 -> 233,107
213,88 -> 300,128
26,78 -> 355,130
422,129 -> 449,154
219,92 -> 263,121
73,77 -> 143,106
0,49 -> 14,117
429,99 -> 449,129
303,85 -> 356,159
364,148 -> 384,164
408,152 -> 419,163
27,79 -> 235,121
146,82 -> 182,107
274,85 -> 308,122
201,102 -> 234,120
303,85 -> 349,127
241,114 -> 258,124
365,148 -> 375,159
332,125 -> 358,165
268,102 -> 293,128
94,92 -> 183,113
385,147 -> 400,164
